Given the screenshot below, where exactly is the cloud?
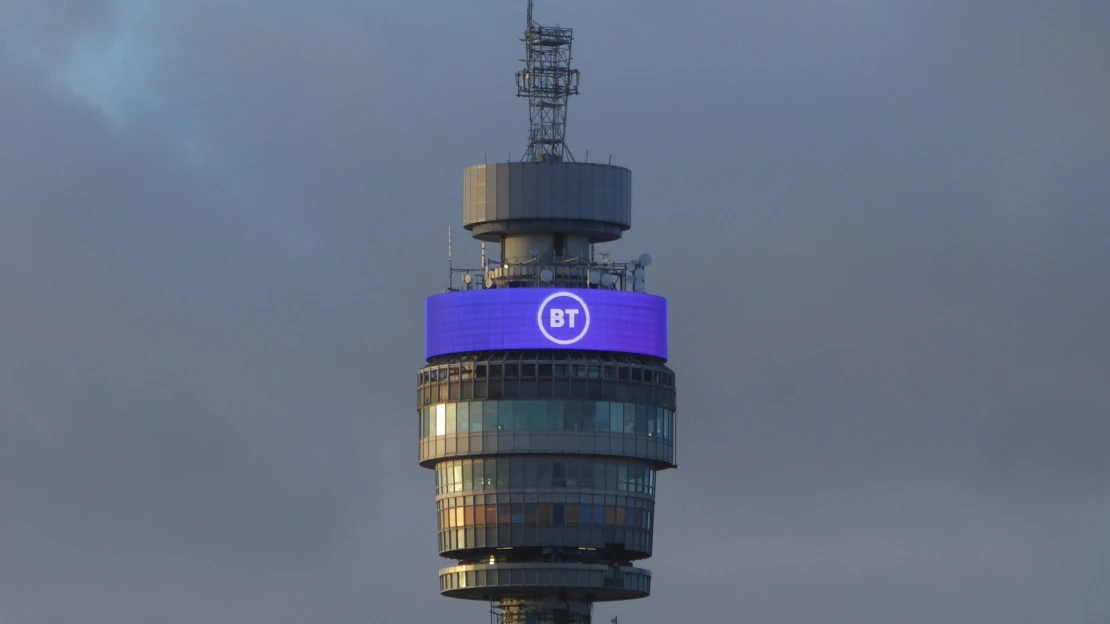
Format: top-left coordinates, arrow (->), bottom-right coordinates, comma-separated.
1,1 -> 1106,623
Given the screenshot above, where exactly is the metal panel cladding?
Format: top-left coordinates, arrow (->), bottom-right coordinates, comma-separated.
425,289 -> 668,360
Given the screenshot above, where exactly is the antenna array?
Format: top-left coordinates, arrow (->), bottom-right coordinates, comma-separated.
516,0 -> 580,162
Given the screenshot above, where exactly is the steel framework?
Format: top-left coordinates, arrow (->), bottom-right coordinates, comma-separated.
516,0 -> 580,162
491,599 -> 594,624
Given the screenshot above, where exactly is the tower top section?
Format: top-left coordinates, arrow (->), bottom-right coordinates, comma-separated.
516,0 -> 580,163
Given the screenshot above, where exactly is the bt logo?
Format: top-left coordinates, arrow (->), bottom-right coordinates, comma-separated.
537,291 -> 591,345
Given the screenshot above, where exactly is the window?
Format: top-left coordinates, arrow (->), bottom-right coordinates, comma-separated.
469,401 -> 482,433
424,400 -> 674,440
552,462 -> 566,488
485,461 -> 496,490
457,402 -> 469,434
595,402 -> 609,432
436,459 -> 657,497
548,401 -> 564,430
445,403 -> 457,435
484,401 -> 498,432
510,459 -> 524,488
580,463 -> 595,489
579,402 -> 595,431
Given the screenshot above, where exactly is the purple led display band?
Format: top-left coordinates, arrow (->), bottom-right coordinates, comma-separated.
425,288 -> 668,360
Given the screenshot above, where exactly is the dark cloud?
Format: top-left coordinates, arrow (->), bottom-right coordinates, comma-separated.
1,1 -> 1106,622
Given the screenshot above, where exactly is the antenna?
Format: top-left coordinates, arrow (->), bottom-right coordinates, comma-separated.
516,0 -> 580,163
448,226 -> 452,289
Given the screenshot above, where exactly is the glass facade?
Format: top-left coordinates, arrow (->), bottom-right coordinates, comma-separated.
416,351 -> 677,413
420,400 -> 674,440
437,496 -> 654,533
435,457 -> 656,495
439,564 -> 652,599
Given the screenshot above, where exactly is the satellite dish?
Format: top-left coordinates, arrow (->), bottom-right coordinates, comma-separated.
463,273 -> 473,284
639,253 -> 652,267
625,262 -> 636,272
633,280 -> 645,293
540,269 -> 553,283
634,267 -> 645,280
589,270 -> 601,285
529,247 -> 539,257
484,277 -> 494,289
600,273 -> 614,287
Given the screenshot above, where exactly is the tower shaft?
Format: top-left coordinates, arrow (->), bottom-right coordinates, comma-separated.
417,4 -> 676,623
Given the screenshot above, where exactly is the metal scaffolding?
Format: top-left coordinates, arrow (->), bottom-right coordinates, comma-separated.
516,0 -> 580,162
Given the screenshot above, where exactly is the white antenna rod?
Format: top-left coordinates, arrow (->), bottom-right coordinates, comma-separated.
448,226 -> 453,289
481,241 -> 487,284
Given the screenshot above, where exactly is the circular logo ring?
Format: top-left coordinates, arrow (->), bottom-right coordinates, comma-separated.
537,291 -> 591,345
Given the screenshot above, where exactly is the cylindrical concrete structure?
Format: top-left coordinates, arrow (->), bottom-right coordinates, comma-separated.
463,162 -> 632,243
417,7 -> 675,624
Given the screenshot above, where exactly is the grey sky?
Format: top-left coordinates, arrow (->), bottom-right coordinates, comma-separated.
1,1 -> 1106,622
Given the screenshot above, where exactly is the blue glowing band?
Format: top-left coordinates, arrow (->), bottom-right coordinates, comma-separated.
425,288 -> 668,360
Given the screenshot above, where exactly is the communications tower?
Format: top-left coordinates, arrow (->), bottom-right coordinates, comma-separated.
417,3 -> 677,622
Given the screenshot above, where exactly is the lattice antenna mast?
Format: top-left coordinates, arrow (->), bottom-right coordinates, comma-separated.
515,0 -> 580,162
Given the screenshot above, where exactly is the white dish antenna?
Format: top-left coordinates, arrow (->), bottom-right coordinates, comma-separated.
633,280 -> 645,293
588,270 -> 601,285
540,269 -> 553,283
600,273 -> 614,287
638,253 -> 652,267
